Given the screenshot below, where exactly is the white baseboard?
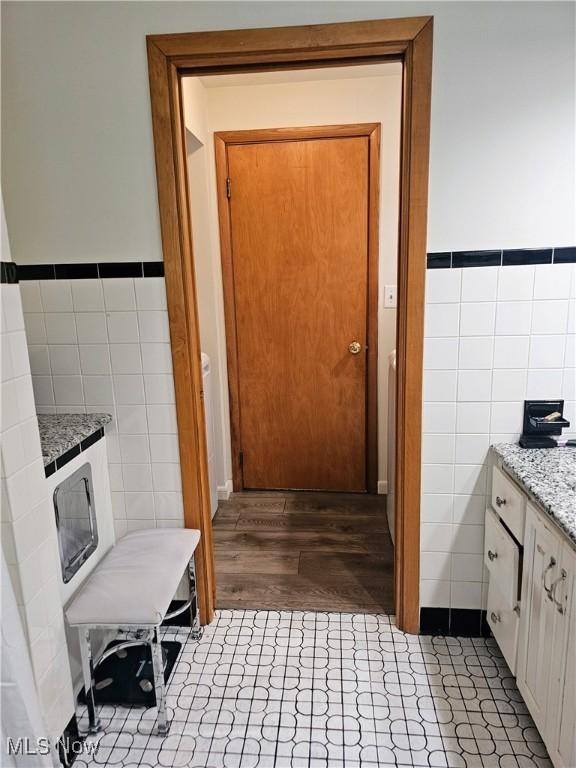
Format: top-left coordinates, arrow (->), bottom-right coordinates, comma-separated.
217,480 -> 233,501
219,479 -> 386,497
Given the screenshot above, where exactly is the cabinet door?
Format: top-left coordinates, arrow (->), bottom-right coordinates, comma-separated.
548,541 -> 576,768
491,465 -> 526,542
517,504 -> 563,735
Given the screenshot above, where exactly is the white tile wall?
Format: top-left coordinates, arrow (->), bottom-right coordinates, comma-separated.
21,276 -> 184,537
1,269 -> 75,740
18,265 -> 575,616
422,263 -> 576,609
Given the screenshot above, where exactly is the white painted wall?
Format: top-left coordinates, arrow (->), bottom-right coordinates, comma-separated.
182,77 -> 209,146
182,69 -> 402,491
181,78 -> 233,498
2,2 -> 573,263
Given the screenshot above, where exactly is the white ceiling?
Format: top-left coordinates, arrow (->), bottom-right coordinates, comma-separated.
198,62 -> 402,89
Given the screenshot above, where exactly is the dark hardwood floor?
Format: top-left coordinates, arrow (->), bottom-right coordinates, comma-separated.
212,491 -> 394,614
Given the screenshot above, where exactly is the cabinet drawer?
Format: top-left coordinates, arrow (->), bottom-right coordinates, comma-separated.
491,465 -> 526,542
485,507 -> 520,606
487,580 -> 520,675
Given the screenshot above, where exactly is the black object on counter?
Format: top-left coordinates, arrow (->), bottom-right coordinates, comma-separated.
519,400 -> 570,448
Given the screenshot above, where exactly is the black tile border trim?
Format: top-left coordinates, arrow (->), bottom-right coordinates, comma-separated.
55,444 -> 81,469
420,607 -> 491,638
14,253 -> 574,277
55,263 -> 99,279
554,246 -> 576,264
502,248 -> 552,266
17,261 -> 165,280
81,426 -> 105,451
98,262 -> 145,278
44,427 -> 105,477
18,264 -> 56,280
426,252 -> 451,269
427,247 -> 575,269
143,261 -> 166,277
453,250 -> 502,269
0,261 -> 19,284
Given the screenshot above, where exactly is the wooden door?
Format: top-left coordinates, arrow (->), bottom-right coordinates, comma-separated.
218,127 -> 379,492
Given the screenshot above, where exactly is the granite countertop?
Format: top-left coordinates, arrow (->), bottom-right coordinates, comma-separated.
38,413 -> 112,467
492,443 -> 576,545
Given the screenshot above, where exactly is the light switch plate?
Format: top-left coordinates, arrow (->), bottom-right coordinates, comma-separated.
384,285 -> 397,308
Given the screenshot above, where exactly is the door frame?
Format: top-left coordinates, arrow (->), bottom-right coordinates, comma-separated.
214,123 -> 381,494
146,16 -> 433,633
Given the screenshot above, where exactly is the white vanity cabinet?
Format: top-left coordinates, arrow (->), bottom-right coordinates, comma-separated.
517,504 -> 565,735
484,507 -> 521,672
485,466 -> 526,674
553,558 -> 576,768
515,502 -> 576,768
488,459 -> 576,768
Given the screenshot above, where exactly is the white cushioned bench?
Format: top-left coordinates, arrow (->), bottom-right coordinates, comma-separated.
66,528 -> 202,737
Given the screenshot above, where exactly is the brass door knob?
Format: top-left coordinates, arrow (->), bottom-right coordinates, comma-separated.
349,341 -> 362,355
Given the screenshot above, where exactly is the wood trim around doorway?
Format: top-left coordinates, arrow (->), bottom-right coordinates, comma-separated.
213,123 -> 381,494
146,16 -> 433,634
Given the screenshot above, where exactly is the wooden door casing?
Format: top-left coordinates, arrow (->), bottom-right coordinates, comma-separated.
218,129 -> 378,492
147,17 -> 433,632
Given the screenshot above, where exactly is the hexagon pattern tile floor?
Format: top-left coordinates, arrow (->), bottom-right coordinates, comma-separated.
76,610 -> 551,768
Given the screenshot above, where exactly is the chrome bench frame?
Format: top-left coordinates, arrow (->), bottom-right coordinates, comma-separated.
79,554 -> 202,737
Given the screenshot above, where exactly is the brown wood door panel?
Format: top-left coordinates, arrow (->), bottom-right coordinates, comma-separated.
227,136 -> 369,492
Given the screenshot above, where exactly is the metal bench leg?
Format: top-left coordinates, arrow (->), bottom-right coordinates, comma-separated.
79,628 -> 101,734
150,627 -> 170,736
188,554 -> 203,641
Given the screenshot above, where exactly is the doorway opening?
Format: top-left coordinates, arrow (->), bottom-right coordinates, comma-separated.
181,67 -> 398,613
147,17 -> 432,633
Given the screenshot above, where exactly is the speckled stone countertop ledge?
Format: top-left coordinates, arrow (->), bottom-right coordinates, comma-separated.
38,413 -> 112,467
492,443 -> 576,545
